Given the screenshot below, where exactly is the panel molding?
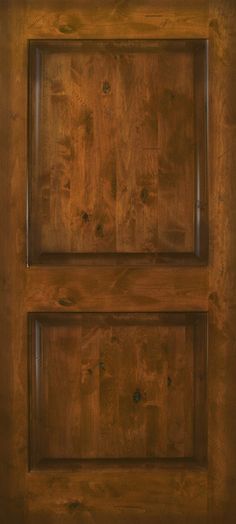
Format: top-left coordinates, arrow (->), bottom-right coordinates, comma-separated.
28,39 -> 208,266
28,312 -> 207,470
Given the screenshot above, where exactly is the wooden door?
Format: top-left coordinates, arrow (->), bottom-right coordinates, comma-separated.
1,1 -> 236,523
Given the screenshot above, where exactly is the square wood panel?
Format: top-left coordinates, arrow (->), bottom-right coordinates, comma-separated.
28,312 -> 207,470
28,40 -> 208,266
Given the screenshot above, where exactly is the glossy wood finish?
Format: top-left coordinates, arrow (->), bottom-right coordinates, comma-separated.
26,0 -> 209,40
1,2 -> 208,523
0,2 -> 28,523
25,266 -> 208,312
0,4 -> 13,521
1,0 -> 236,523
27,468 -> 208,524
29,39 -> 208,265
208,1 -> 236,522
29,312 -> 207,468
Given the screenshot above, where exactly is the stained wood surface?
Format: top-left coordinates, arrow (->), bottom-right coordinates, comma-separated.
29,313 -> 206,468
0,4 -> 14,521
208,0 -> 236,522
26,0 -> 208,39
29,39 -> 207,265
27,468 -> 208,524
25,266 -> 208,312
0,2 -> 209,523
1,0 -> 236,523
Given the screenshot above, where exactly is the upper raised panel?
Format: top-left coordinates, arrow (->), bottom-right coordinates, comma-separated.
28,40 -> 208,265
28,312 -> 207,470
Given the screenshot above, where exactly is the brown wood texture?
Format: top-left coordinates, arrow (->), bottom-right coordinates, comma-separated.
25,266 -> 208,312
29,313 -> 207,468
28,39 -> 208,265
0,4 -> 13,521
25,0 -> 208,40
26,468 -> 208,524
0,0 -> 235,523
208,0 -> 236,523
1,2 -> 208,524
0,2 -> 27,523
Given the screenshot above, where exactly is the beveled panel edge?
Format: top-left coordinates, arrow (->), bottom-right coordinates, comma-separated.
27,39 -> 209,267
28,311 -> 208,470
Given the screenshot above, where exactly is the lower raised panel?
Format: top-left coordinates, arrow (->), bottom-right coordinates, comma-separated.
28,312 -> 207,469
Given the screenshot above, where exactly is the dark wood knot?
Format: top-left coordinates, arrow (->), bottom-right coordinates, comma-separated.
95,223 -> 104,237
133,389 -> 142,403
59,25 -> 75,34
67,500 -> 82,512
58,297 -> 74,307
140,187 -> 149,203
102,80 -> 111,94
81,211 -> 90,223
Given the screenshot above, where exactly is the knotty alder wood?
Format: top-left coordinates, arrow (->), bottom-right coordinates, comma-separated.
4,0 -> 236,523
25,266 -> 208,312
25,0 -> 208,40
0,1 -> 28,523
0,3 -> 15,521
28,39 -> 208,265
208,0 -> 236,522
29,313 -> 207,468
27,468 -> 208,524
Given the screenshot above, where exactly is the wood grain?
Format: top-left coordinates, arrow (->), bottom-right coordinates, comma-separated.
7,0 -> 236,523
29,313 -> 206,469
26,468 -> 207,524
25,266 -> 208,312
0,1 -> 28,523
25,0 -> 208,40
0,3 -> 13,521
29,39 -> 208,265
209,1 -> 236,522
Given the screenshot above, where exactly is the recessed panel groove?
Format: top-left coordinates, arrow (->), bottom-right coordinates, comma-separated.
28,312 -> 207,470
28,40 -> 208,265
